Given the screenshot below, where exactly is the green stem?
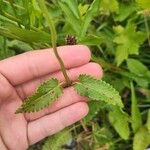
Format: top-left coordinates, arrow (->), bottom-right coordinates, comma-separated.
3,0 -> 24,10
80,120 -> 88,132
8,0 -> 21,27
1,11 -> 21,23
53,46 -> 72,85
144,16 -> 150,47
3,37 -> 7,58
37,0 -> 71,86
0,12 -> 43,32
91,55 -> 123,73
22,0 -> 31,29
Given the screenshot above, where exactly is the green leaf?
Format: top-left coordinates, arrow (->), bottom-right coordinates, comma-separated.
16,78 -> 63,113
37,0 -> 57,47
131,82 -> 142,133
0,14 -> 17,25
42,128 -> 71,150
61,0 -> 80,19
80,0 -> 100,38
127,58 -> 150,77
133,126 -> 150,150
79,34 -> 104,46
0,37 -> 15,59
147,109 -> 150,133
109,107 -> 130,140
84,101 -> 103,123
92,124 -> 113,146
114,3 -> 136,21
29,0 -> 42,27
74,75 -> 123,108
114,23 -> 146,66
127,59 -> 150,87
58,1 -> 81,35
0,0 -> 3,11
100,0 -> 119,14
136,0 -> 150,9
8,40 -> 33,52
120,71 -> 149,88
78,3 -> 89,17
0,26 -> 51,44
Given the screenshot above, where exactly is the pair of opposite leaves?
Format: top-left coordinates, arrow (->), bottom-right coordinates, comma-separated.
16,74 -> 123,113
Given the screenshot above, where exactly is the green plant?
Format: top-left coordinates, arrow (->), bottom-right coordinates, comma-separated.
15,1 -> 126,149
0,0 -> 150,150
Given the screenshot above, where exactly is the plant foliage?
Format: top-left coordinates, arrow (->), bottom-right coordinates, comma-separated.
16,79 -> 63,113
114,23 -> 146,66
42,128 -> 71,150
109,107 -> 130,140
0,0 -> 150,150
133,126 -> 150,150
74,74 -> 123,108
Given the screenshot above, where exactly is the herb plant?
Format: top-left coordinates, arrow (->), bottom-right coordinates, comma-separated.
15,1 -> 125,148
0,0 -> 150,150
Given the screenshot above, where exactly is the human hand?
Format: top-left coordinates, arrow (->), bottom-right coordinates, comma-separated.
0,45 -> 103,150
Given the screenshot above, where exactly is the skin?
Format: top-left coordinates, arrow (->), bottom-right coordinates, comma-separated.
0,45 -> 103,150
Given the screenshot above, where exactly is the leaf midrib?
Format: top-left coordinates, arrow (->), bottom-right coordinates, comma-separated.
22,84 -> 61,110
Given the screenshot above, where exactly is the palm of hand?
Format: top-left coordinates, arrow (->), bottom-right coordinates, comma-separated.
0,75 -> 28,150
0,46 -> 102,150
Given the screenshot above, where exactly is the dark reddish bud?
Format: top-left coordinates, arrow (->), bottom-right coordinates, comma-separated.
65,35 -> 77,45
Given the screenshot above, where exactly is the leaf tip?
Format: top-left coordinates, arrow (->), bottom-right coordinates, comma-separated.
15,107 -> 23,114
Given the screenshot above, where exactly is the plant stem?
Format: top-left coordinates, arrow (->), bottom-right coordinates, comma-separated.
53,46 -> 72,85
144,16 -> 150,47
3,37 -> 7,58
0,12 -> 44,32
37,0 -> 71,86
80,120 -> 88,132
1,11 -> 21,23
3,0 -> 24,10
8,0 -> 21,27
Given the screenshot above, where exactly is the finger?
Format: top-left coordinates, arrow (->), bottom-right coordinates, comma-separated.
17,63 -> 102,121
28,102 -> 88,145
25,87 -> 86,121
0,73 -> 14,102
0,96 -> 29,150
0,45 -> 91,85
16,62 -> 103,99
0,136 -> 7,150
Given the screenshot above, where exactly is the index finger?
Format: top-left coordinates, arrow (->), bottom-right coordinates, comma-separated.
0,45 -> 91,86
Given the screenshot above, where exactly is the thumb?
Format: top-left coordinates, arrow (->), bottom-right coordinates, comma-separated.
0,73 -> 14,102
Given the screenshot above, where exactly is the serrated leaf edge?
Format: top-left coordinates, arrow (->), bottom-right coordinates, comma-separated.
16,78 -> 63,113
74,74 -> 123,108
